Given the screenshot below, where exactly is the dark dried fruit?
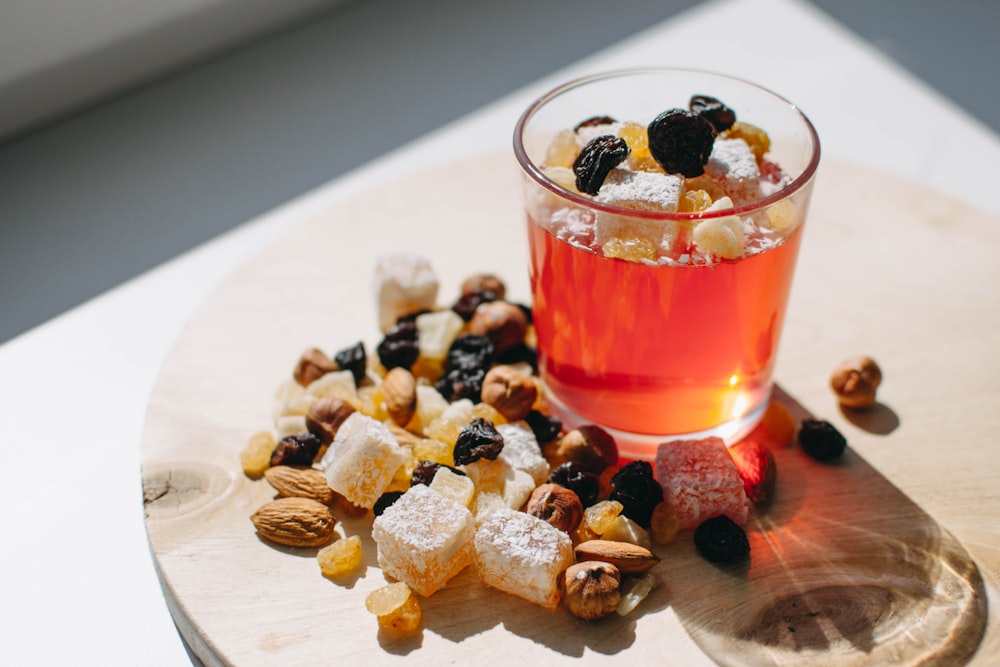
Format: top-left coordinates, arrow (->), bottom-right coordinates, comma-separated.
647,108 -> 717,178
514,302 -> 533,325
333,341 -> 366,387
410,460 -> 467,487
548,462 -> 600,507
573,135 -> 630,195
574,115 -> 617,131
496,343 -> 538,373
453,418 -> 505,465
269,432 -> 323,467
435,366 -> 487,403
798,419 -> 847,461
446,334 -> 494,371
694,515 -> 750,564
689,94 -> 737,133
609,460 -> 663,527
452,289 -> 499,321
373,490 -> 404,517
377,321 -> 419,370
525,409 -> 562,444
394,309 -> 432,325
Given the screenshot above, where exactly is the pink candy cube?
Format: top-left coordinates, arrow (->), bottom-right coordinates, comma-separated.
655,437 -> 748,531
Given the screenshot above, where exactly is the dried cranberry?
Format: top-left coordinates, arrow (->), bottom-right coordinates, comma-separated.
377,321 -> 419,370
573,135 -> 630,195
548,462 -> 600,507
446,334 -> 494,371
496,343 -> 537,373
269,432 -> 322,467
410,460 -> 467,487
694,515 -> 750,564
525,409 -> 562,444
689,94 -> 736,133
798,419 -> 847,461
373,490 -> 404,517
609,460 -> 664,527
647,109 -> 717,178
333,341 -> 366,387
452,289 -> 498,322
574,115 -> 617,131
435,366 -> 486,403
453,418 -> 504,465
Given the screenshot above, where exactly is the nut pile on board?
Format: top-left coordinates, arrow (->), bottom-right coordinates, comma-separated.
241,254 -> 867,637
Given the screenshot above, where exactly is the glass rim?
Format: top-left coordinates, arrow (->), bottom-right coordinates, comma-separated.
512,67 -> 821,221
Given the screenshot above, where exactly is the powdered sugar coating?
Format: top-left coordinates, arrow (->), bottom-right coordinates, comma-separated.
497,422 -> 550,486
319,412 -> 407,509
655,437 -> 748,530
705,138 -> 760,205
594,169 -> 683,249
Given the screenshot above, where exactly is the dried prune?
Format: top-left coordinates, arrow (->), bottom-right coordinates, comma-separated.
609,460 -> 663,527
574,115 -> 617,131
524,409 -> 562,444
694,515 -> 750,564
373,490 -> 404,517
689,94 -> 736,133
333,341 -> 366,387
453,418 -> 504,465
269,432 -> 322,467
410,460 -> 467,487
798,419 -> 847,461
647,109 -> 717,178
548,462 -> 600,507
446,334 -> 494,371
435,366 -> 486,403
573,135 -> 630,195
377,321 -> 419,371
452,289 -> 498,322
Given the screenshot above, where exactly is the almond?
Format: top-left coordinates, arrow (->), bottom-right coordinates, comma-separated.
574,539 -> 660,574
382,367 -> 417,427
264,465 -> 335,505
251,497 -> 336,547
481,365 -> 538,422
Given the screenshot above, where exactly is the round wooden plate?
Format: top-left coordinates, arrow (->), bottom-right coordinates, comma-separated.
141,155 -> 997,665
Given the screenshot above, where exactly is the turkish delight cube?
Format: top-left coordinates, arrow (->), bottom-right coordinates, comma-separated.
319,412 -> 407,508
594,169 -> 684,251
704,138 -> 760,205
372,484 -> 475,597
497,422 -> 550,486
474,508 -> 574,609
655,437 -> 748,530
374,254 -> 439,332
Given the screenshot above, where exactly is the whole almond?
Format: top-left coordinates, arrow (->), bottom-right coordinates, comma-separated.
251,497 -> 336,547
382,367 -> 417,427
481,365 -> 538,421
264,465 -> 335,505
574,539 -> 660,573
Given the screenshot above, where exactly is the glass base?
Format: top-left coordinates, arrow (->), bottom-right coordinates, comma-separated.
540,384 -> 772,462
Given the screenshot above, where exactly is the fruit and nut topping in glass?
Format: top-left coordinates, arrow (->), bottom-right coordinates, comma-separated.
240,255 -> 859,635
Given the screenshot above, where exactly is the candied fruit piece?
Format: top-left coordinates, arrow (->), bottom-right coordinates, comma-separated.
545,129 -> 579,170
616,573 -> 658,616
705,138 -> 760,205
415,310 -> 464,363
496,422 -> 549,486
761,401 -> 797,446
602,235 -> 658,263
679,188 -> 713,213
694,515 -> 750,564
655,437 -> 748,530
542,166 -> 579,192
647,108 -> 716,178
412,438 -> 455,466
471,401 -> 507,426
584,500 -> 624,536
307,370 -> 361,408
319,413 -> 408,509
241,431 -> 276,478
366,582 -> 422,636
649,502 -> 680,545
726,121 -> 770,163
617,120 -> 651,159
317,535 -> 364,578
429,466 -> 475,508
573,135 -> 630,195
471,481 -> 505,525
601,514 -> 652,549
683,175 -> 727,202
374,254 -> 439,333
766,199 -> 797,232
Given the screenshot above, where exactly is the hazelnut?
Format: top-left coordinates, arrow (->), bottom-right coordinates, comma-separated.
293,348 -> 339,387
830,355 -> 882,408
481,365 -> 538,421
526,483 -> 583,532
468,301 -> 527,354
563,561 -> 621,620
461,273 -> 506,300
556,425 -> 619,473
382,367 -> 418,427
305,397 -> 356,445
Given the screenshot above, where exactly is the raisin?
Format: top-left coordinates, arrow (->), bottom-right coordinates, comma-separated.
524,409 -> 562,444
609,460 -> 663,527
410,460 -> 467,487
689,94 -> 737,133
446,334 -> 494,371
269,432 -> 322,467
514,302 -> 533,325
548,462 -> 600,507
496,343 -> 537,373
453,418 -> 505,465
694,515 -> 750,564
373,490 -> 404,517
452,289 -> 498,322
573,135 -> 630,195
435,366 -> 486,403
377,321 -> 419,371
394,309 -> 432,325
574,115 -> 617,131
333,341 -> 366,387
798,419 -> 847,461
647,109 -> 717,178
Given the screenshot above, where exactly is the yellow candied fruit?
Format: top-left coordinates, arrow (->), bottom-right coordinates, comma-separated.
545,129 -> 579,169
410,356 -> 445,384
366,582 -> 422,636
684,175 -> 728,202
357,385 -> 388,421
679,189 -> 713,213
602,235 -> 658,263
471,402 -> 507,425
317,535 -> 364,579
240,431 -> 275,479
766,199 -> 797,232
726,121 -> 770,163
413,438 -> 454,466
384,455 -> 417,494
761,401 -> 796,447
649,502 -> 680,545
573,521 -> 599,545
584,500 -> 624,535
542,166 -> 579,193
617,121 -> 650,159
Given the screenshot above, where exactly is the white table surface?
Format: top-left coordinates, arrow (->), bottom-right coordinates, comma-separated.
2,0 -> 998,664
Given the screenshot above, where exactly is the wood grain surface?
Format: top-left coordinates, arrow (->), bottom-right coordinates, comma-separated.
141,155 -> 999,665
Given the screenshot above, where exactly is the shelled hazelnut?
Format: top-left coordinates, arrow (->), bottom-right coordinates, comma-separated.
830,355 -> 882,409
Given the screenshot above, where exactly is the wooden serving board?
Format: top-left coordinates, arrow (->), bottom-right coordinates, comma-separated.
141,155 -> 1000,666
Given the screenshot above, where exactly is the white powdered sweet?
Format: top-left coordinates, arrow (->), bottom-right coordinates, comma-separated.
705,138 -> 760,205
374,254 -> 439,332
496,422 -> 550,486
319,412 -> 406,508
594,169 -> 683,248
654,437 -> 748,531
